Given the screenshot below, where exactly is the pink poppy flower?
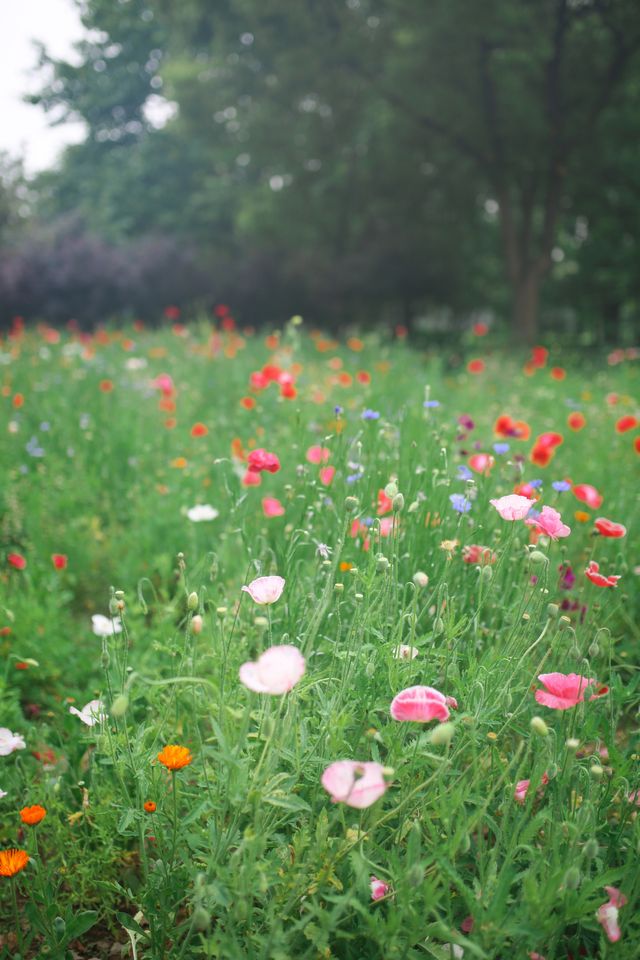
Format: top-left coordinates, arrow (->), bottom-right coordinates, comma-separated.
490,494 -> 533,520
152,373 -> 174,396
534,673 -> 608,710
514,772 -> 549,805
573,483 -> 603,509
262,497 -> 285,518
585,560 -> 621,588
319,465 -> 335,486
594,517 -> 626,538
370,876 -> 390,901
525,505 -> 571,540
242,575 -> 285,605
468,453 -> 494,475
390,685 -> 457,723
597,886 -> 627,943
242,469 -> 262,487
239,644 -> 305,694
306,445 -> 330,465
321,760 -> 389,808
246,449 -> 281,474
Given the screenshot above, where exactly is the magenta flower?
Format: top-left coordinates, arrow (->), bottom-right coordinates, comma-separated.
490,494 -> 533,521
242,575 -> 285,605
321,760 -> 389,809
534,673 -> 608,711
370,876 -> 390,901
525,505 -> 571,540
239,644 -> 305,694
514,772 -> 549,805
390,685 -> 457,723
597,886 -> 627,943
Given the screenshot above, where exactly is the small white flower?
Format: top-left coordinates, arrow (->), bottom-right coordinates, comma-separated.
316,543 -> 331,559
187,504 -> 220,522
392,645 -> 420,660
91,614 -> 122,637
0,728 -> 26,756
125,357 -> 147,371
0,789 -> 7,798
69,699 -> 106,727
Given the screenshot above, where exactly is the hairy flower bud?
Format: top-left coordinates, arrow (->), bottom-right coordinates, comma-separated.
530,716 -> 549,737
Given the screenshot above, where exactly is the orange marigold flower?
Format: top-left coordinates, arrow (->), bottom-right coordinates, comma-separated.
143,800 -> 157,813
157,745 -> 193,771
0,848 -> 29,877
339,562 -> 353,572
20,805 -> 46,826
574,511 -> 590,523
191,422 -> 208,438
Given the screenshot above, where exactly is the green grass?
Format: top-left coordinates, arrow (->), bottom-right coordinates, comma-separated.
0,318 -> 638,959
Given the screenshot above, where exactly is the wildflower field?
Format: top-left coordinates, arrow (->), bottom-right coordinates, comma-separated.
0,316 -> 638,960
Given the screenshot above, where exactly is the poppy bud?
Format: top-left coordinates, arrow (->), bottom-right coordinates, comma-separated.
254,616 -> 268,629
528,550 -> 548,566
590,764 -> 604,780
392,493 -> 404,513
408,500 -> 420,513
109,597 -> 120,615
192,906 -> 211,931
459,833 -> 471,853
344,496 -> 359,512
216,606 -> 227,617
433,617 -> 444,636
334,583 -> 344,594
187,592 -> 198,611
547,603 -> 559,618
101,651 -> 110,669
583,838 -> 599,859
406,864 -> 424,887
480,565 -> 493,582
384,481 -> 398,498
565,738 -> 580,751
530,716 -> 549,737
588,642 -> 599,658
110,694 -> 128,718
376,555 -> 390,573
192,615 -> 203,634
430,722 -> 455,746
413,571 -> 429,588
564,866 -> 581,889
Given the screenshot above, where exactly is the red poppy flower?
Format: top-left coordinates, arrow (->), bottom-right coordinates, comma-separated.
494,415 -> 530,440
472,322 -> 488,336
191,422 -> 208,438
567,412 -> 586,430
51,554 -> 68,570
8,553 -> 26,570
99,380 -> 114,393
550,367 -> 565,380
594,517 -> 626,538
585,561 -> 620,588
12,393 -> 24,408
246,449 -> 280,474
240,396 -> 256,410
280,382 -> 297,399
467,359 -> 485,374
249,371 -> 269,391
531,346 -> 548,368
377,489 -> 393,515
530,444 -> 553,467
262,364 -> 282,383
616,415 -> 638,433
514,483 -> 539,500
573,483 -> 603,510
221,317 -> 235,332
164,305 -> 181,320
214,304 -> 229,318
356,371 -> 371,384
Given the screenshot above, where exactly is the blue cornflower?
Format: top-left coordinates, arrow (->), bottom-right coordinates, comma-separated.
528,479 -> 543,489
346,472 -> 364,484
457,465 -> 472,481
552,480 -> 571,492
334,405 -> 343,415
493,442 -> 509,454
449,493 -> 472,513
361,409 -> 380,421
424,400 -> 440,408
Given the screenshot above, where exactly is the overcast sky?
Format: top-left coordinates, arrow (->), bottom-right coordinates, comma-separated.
1,0 -> 87,174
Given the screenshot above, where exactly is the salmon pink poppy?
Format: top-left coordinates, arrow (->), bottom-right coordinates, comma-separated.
597,887 -> 627,943
615,415 -> 637,433
462,544 -> 496,565
390,686 -> 457,723
246,449 -> 280,474
321,760 -> 389,809
242,469 -> 262,487
534,673 -> 608,710
514,771 -> 549,805
525,505 -> 571,540
152,373 -> 174,396
514,482 -> 540,500
573,483 -> 603,509
51,554 -> 68,570
242,575 -> 285,605
262,497 -> 285,518
239,644 -> 305,694
585,560 -> 620,588
319,465 -> 335,486
594,517 -> 626,538
377,488 -> 393,515
490,494 -> 533,521
7,553 -> 26,570
469,453 -> 494,475
306,445 -> 330,465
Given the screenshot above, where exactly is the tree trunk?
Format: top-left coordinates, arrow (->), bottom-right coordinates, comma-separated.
512,270 -> 540,345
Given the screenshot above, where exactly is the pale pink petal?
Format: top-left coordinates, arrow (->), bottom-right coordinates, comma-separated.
390,686 -> 450,722
239,645 -> 305,695
238,661 -> 271,694
242,575 -> 286,604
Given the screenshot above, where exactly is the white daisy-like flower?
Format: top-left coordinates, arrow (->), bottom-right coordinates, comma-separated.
69,699 -> 106,727
187,504 -> 219,522
91,614 -> 122,637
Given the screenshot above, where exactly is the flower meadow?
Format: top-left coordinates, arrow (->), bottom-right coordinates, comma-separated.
0,316 -> 639,959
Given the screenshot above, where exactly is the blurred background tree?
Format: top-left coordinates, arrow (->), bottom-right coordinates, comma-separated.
2,0 -> 639,341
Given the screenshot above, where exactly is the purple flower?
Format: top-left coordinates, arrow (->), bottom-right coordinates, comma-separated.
362,409 -> 380,421
458,414 -> 475,431
493,442 -> 509,454
346,472 -> 364,484
558,563 -> 575,591
457,465 -> 472,481
552,480 -> 571,492
528,479 -> 543,489
334,405 -> 343,415
449,494 -> 472,513
424,400 -> 440,408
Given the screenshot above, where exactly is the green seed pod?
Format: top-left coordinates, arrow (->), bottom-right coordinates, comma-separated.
376,555 -> 390,573
334,582 -> 344,594
590,764 -> 604,780
530,716 -> 549,737
344,496 -> 359,512
187,591 -> 199,611
110,694 -> 129,718
547,603 -> 559,618
430,722 -> 455,747
528,550 -> 548,566
564,866 -> 581,890
583,838 -> 599,859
